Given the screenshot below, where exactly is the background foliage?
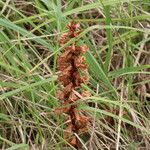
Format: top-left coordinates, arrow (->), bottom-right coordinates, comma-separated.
0,0 -> 150,149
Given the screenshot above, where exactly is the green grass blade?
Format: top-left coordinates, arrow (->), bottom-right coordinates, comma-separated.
0,76 -> 57,100
0,19 -> 53,50
103,5 -> 113,73
109,65 -> 150,78
6,144 -> 29,150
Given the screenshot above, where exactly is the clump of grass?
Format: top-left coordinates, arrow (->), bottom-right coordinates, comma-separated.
0,0 -> 150,150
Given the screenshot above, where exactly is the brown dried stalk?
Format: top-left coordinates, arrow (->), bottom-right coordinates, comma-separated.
55,22 -> 90,149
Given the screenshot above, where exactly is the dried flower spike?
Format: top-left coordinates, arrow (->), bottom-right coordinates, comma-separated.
55,21 -> 90,149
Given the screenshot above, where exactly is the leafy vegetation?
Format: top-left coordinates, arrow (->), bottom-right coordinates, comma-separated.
0,0 -> 150,150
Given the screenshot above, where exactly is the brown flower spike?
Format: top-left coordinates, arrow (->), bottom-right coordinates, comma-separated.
55,22 -> 90,149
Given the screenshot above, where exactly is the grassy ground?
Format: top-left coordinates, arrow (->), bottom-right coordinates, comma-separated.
0,0 -> 150,150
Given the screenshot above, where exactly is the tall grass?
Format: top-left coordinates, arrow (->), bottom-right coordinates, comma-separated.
0,0 -> 150,149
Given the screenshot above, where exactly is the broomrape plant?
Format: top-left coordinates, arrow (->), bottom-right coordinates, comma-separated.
55,22 -> 91,149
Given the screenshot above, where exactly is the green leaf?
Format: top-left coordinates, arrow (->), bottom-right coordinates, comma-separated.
0,19 -> 53,50
6,144 -> 29,150
109,65 -> 150,78
86,51 -> 117,97
0,76 -> 57,100
80,105 -> 150,133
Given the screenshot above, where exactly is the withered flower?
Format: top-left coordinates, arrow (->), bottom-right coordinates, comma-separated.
55,21 -> 90,149
81,90 -> 91,97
